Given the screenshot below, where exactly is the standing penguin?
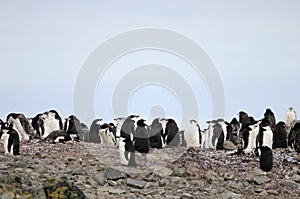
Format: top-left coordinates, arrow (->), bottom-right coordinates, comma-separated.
6,113 -> 32,141
89,119 -> 102,143
212,122 -> 224,150
273,121 -> 288,148
288,122 -> 300,150
0,122 -> 20,155
264,108 -> 276,129
148,118 -> 163,149
257,118 -> 273,172
64,115 -> 82,141
39,110 -> 64,139
259,146 -> 273,172
239,111 -> 251,129
114,117 -> 126,146
184,119 -> 201,148
286,107 -> 297,132
294,131 -> 300,153
165,119 -> 180,147
120,115 -> 139,167
134,119 -> 150,154
30,113 -> 44,138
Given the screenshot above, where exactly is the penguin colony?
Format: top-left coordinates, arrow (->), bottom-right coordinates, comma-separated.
1,107 -> 300,173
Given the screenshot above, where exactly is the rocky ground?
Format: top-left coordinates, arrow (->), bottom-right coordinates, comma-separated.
0,141 -> 300,199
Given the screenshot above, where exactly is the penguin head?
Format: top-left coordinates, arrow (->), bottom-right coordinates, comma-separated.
189,119 -> 198,126
137,119 -> 147,127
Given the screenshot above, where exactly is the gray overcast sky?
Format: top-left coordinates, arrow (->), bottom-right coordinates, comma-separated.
0,0 -> 299,128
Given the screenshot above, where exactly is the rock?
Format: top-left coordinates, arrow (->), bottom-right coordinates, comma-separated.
294,155 -> 300,162
127,179 -> 147,189
94,173 -> 105,186
105,167 -> 127,180
268,189 -> 280,195
142,189 -> 160,196
107,180 -> 117,186
0,164 -> 9,170
158,179 -> 168,186
259,190 -> 268,196
280,180 -> 300,189
254,188 -> 263,193
224,190 -> 243,199
108,188 -> 126,194
186,163 -> 200,177
86,178 -> 98,188
33,188 -> 47,199
223,140 -> 238,150
153,167 -> 173,178
43,178 -> 86,199
170,177 -> 189,189
181,193 -> 194,199
294,177 -> 300,183
205,171 -> 220,184
172,167 -> 187,177
44,164 -> 58,173
252,167 -> 265,176
224,172 -> 235,181
253,176 -> 271,185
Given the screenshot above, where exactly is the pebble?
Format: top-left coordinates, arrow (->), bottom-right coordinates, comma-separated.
108,188 -> 126,194
94,173 -> 105,186
105,167 -> 127,180
205,171 -> 220,184
153,167 -> 173,178
127,178 -> 147,189
253,176 -> 271,185
222,191 -> 242,199
107,180 -> 118,186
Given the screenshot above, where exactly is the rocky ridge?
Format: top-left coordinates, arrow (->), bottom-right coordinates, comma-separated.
0,141 -> 300,199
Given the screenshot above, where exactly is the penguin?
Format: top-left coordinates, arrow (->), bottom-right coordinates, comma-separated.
230,118 -> 240,136
64,115 -> 82,141
80,122 -> 89,142
294,131 -> 300,153
288,122 -> 300,149
259,146 -> 273,172
43,130 -> 72,143
286,107 -> 297,132
203,120 -> 218,149
264,108 -> 276,129
0,122 -> 20,155
212,122 -> 224,150
120,115 -> 139,167
273,121 -> 288,148
165,119 -> 180,147
118,137 -> 129,165
40,110 -> 63,139
134,119 -> 150,154
30,113 -> 44,138
99,123 -> 116,145
257,119 -> 274,172
6,113 -> 32,141
89,119 -> 102,143
159,118 -> 168,147
255,118 -> 273,156
114,117 -> 126,146
148,118 -> 163,149
49,110 -> 63,130
184,119 -> 201,148
243,121 -> 260,154
238,111 -> 251,128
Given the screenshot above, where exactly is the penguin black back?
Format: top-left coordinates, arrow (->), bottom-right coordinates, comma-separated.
134,119 -> 150,153
259,146 -> 273,172
149,118 -> 163,149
